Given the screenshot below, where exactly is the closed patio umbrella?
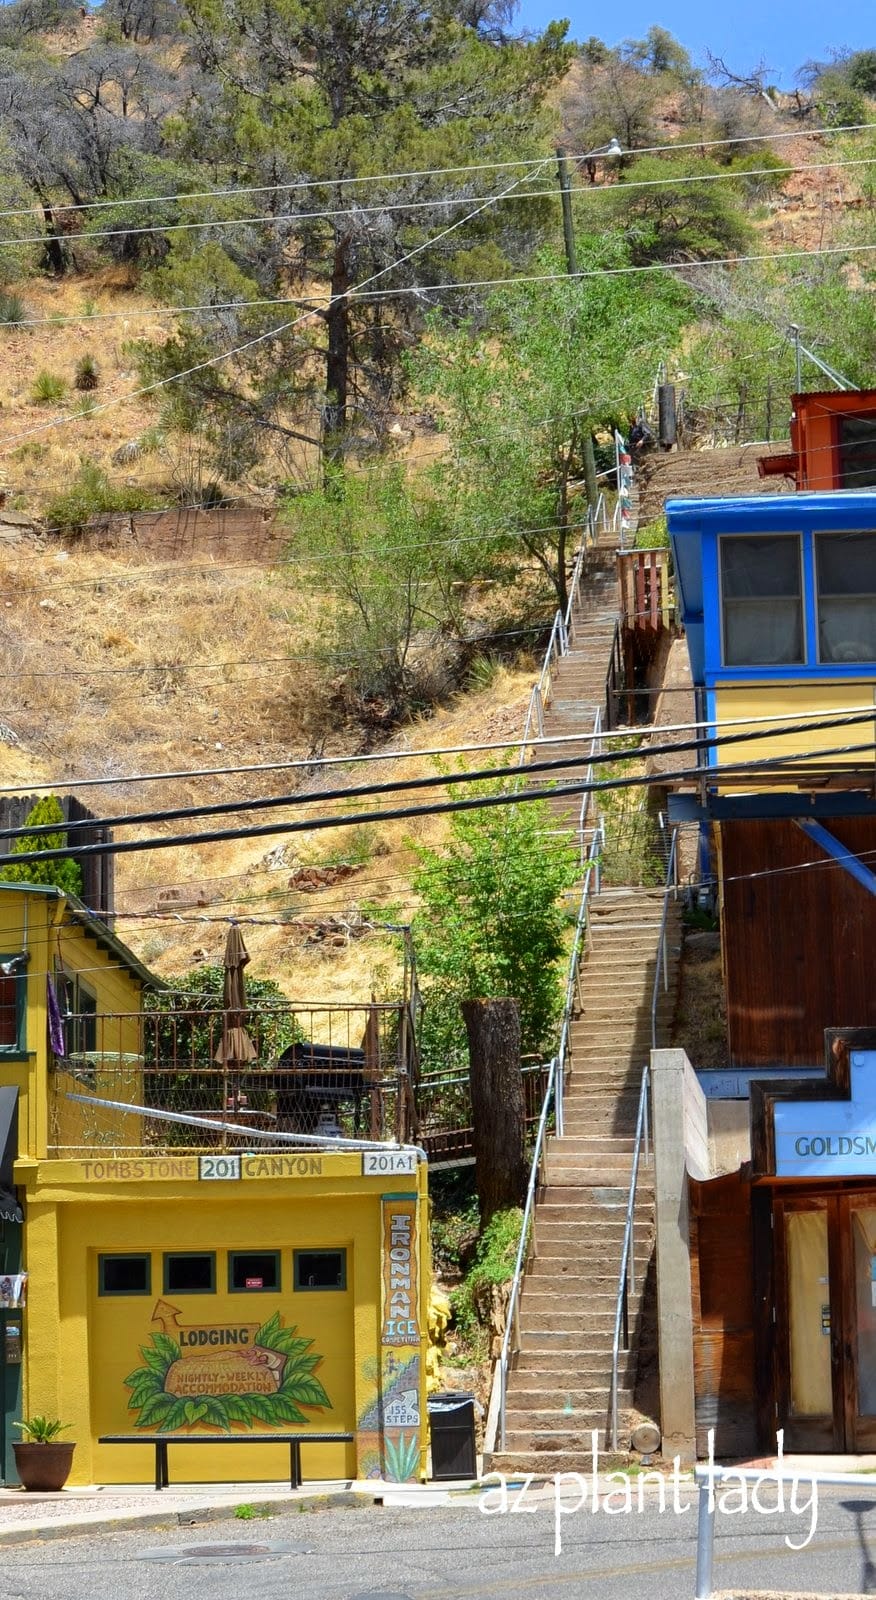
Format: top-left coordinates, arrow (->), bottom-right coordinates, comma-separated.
214,923 -> 257,1067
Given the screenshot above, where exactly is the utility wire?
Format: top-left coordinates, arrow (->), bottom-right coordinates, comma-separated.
2,154 -> 873,251
2,703 -> 872,796
0,118 -> 870,224
3,235 -> 875,457
0,158 -> 548,458
4,705 -> 876,844
4,734 -> 875,866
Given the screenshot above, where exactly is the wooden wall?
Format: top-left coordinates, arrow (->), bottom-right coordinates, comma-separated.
690,1171 -> 758,1458
720,816 -> 876,1067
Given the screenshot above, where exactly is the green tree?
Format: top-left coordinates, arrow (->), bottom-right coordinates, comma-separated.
413,774 -> 579,1064
847,50 -> 876,96
289,464 -> 458,722
605,154 -> 754,264
141,0 -> 572,475
414,240 -> 691,609
3,796 -> 83,898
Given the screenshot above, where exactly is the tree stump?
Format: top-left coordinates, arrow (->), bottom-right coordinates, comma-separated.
461,997 -> 528,1226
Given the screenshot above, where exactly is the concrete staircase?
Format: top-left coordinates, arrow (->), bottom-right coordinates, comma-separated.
489,537 -> 681,1475
491,889 -> 680,1474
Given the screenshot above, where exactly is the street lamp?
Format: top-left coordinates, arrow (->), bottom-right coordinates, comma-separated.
555,138 -> 622,275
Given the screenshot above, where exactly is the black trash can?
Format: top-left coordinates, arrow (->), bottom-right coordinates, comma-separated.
427,1390 -> 477,1481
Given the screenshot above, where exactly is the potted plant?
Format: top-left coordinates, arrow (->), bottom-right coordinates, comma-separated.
13,1417 -> 75,1491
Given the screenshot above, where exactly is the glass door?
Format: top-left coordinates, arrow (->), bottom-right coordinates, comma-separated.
775,1194 -> 876,1453
846,1202 -> 876,1451
776,1199 -> 840,1449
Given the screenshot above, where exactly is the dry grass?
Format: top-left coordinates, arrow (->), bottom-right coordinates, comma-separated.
0,509 -> 537,1001
119,658 -> 535,999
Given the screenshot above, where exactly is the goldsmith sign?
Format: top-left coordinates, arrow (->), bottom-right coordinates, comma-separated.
775,1049 -> 876,1177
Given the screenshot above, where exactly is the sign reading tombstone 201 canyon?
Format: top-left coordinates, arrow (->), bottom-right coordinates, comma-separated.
124,1301 -> 331,1431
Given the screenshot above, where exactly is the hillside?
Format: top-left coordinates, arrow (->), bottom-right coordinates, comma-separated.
0,9 -> 873,1001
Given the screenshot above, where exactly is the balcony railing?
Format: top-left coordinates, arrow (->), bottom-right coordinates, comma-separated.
48,1001 -> 417,1157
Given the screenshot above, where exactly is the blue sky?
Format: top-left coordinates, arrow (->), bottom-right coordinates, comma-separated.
513,0 -> 873,90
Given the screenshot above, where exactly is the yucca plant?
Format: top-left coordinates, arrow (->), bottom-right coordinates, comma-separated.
30,370 -> 66,405
0,291 -> 25,327
14,1416 -> 72,1443
74,354 -> 99,391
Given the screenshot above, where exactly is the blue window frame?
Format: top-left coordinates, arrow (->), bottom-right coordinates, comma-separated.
719,534 -> 805,668
815,531 -> 876,664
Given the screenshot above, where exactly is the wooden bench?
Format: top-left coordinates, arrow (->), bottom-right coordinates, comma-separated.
98,1431 -> 354,1492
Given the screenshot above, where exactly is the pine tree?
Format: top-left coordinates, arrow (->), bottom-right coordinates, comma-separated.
3,796 -> 84,898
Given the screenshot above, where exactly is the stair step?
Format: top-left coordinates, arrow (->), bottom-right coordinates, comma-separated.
510,1352 -> 639,1374
506,1388 -> 633,1411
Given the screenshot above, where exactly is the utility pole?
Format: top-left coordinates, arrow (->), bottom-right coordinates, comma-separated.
555,146 -> 577,277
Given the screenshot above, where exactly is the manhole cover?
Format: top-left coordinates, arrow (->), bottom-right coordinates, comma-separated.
141,1541 -> 313,1564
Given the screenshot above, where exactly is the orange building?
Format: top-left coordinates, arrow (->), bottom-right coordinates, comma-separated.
759,390 -> 876,491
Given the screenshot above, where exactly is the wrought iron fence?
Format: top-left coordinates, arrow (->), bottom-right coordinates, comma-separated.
48,1001 -> 415,1157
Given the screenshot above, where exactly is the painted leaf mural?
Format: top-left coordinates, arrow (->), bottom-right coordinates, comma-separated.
124,1311 -> 331,1432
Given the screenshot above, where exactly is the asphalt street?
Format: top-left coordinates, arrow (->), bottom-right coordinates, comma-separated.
3,1487 -> 876,1600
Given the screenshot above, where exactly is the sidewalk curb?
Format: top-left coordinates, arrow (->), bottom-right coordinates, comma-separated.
0,1489 -> 372,1546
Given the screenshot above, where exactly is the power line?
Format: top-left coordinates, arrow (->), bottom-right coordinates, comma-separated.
3,153 -> 873,251
2,702 -> 872,796
0,117 -> 870,225
12,705 -> 872,841
3,235 -> 875,460
0,161 -> 546,459
4,730 -> 874,866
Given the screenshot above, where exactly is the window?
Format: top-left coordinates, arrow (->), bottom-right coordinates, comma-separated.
228,1251 -> 280,1293
720,535 -> 804,667
99,1254 -> 151,1296
55,969 -> 97,1056
838,414 -> 876,491
0,954 -> 27,1054
816,531 -> 876,664
163,1252 -> 215,1293
294,1249 -> 347,1291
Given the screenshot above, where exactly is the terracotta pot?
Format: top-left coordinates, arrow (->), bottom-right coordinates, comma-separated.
12,1441 -> 75,1492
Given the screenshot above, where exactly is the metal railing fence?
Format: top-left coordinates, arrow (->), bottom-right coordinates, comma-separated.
49,1000 -> 414,1156
498,1054 -> 557,1450
608,827 -> 679,1450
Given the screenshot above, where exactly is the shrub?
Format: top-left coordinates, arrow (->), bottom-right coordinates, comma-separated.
450,1207 -> 523,1337
0,292 -> 25,327
74,354 -> 100,391
2,796 -> 83,898
44,459 -> 165,535
730,150 -> 792,202
30,370 -> 66,405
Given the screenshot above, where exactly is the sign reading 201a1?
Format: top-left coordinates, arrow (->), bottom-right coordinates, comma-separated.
362,1151 -> 417,1176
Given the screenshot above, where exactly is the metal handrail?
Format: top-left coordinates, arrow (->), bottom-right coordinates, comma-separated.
650,828 -> 679,1052
609,1062 -> 650,1451
608,830 -> 679,1451
517,492 -> 616,769
555,819 -> 603,1140
498,1054 -> 557,1451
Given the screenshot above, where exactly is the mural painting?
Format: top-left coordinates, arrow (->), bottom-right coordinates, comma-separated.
124,1301 -> 331,1432
356,1197 -> 423,1482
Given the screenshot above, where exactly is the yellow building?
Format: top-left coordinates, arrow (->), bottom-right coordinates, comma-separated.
0,882 -> 429,1487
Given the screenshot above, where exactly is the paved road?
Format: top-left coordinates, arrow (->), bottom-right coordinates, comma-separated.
3,1485 -> 876,1599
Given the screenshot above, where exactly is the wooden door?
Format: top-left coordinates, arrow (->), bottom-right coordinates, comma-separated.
775,1192 -> 876,1452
